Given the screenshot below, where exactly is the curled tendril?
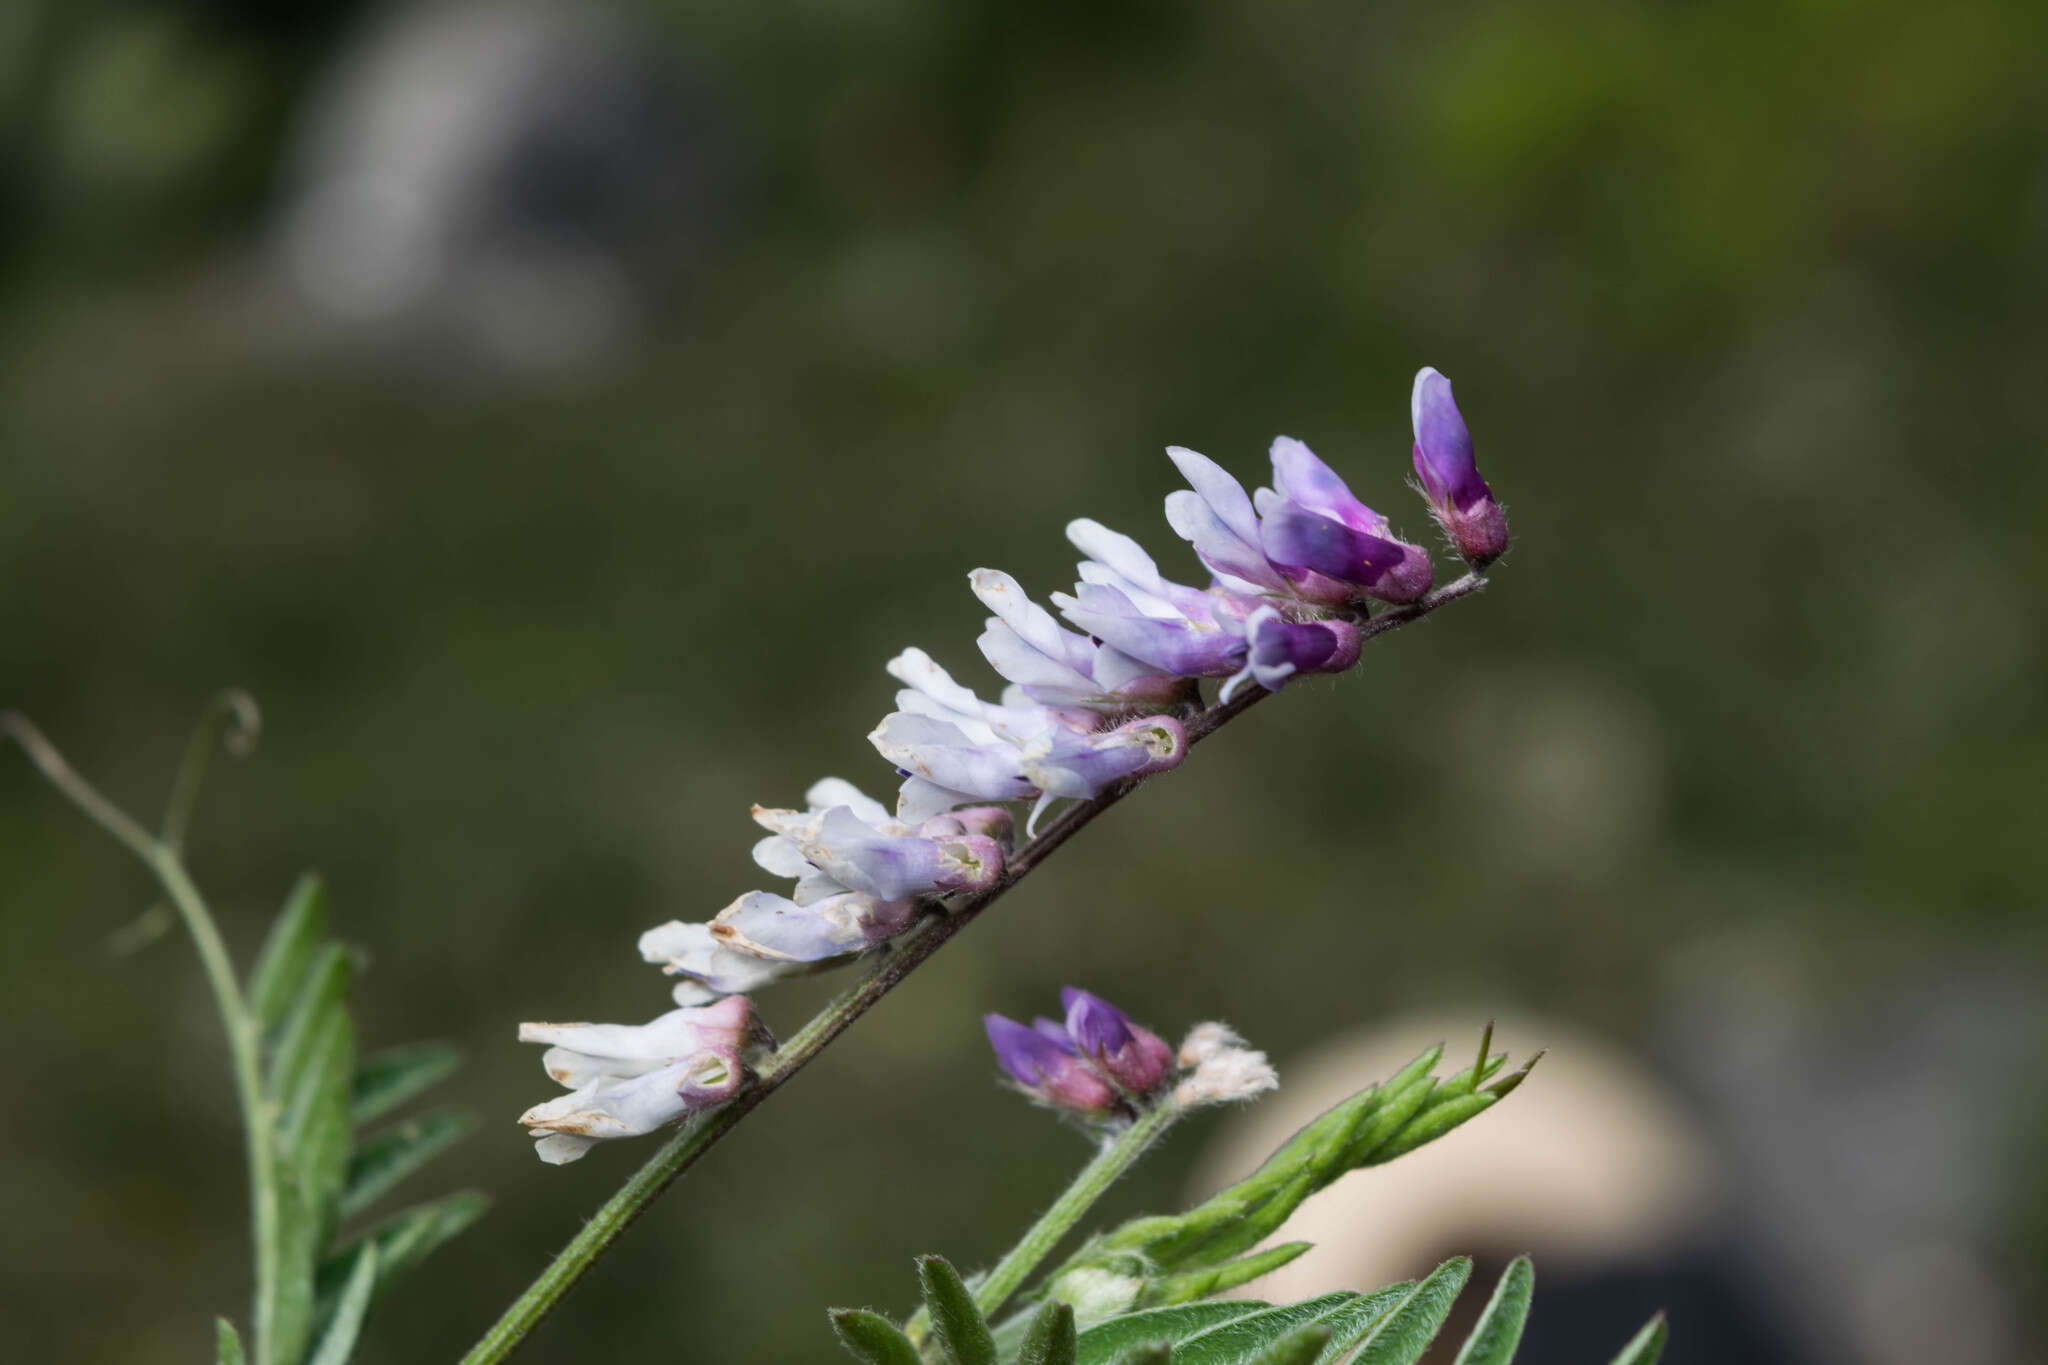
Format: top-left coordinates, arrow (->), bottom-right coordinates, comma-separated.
162,688 -> 263,854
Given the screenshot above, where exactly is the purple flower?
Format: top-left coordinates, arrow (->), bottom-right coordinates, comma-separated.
1221,606 -> 1360,702
1410,367 -> 1506,566
1051,519 -> 1253,679
752,778 -> 1002,901
983,1013 -> 1118,1115
1062,987 -> 1175,1095
972,569 -> 1185,711
870,648 -> 1186,834
1259,437 -> 1433,604
517,995 -> 764,1164
1163,446 -> 1294,595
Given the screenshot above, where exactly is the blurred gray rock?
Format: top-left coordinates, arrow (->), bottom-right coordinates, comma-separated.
273,0 -> 721,376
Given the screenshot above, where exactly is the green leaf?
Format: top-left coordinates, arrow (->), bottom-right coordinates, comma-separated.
1110,1345 -> 1171,1365
339,1108 -> 472,1221
280,1007 -> 355,1256
1161,1293 -> 1359,1365
1334,1066 -> 1439,1169
215,1318 -> 246,1365
829,1309 -> 922,1365
314,1188 -> 489,1336
1077,1302 -> 1270,1365
1452,1257 -> 1533,1365
269,1166 -> 322,1365
1309,1284 -> 1417,1363
1019,1300 -> 1079,1365
350,1041 -> 461,1126
1607,1313 -> 1668,1365
1141,1243 -> 1313,1308
1349,1258 -> 1471,1365
248,875 -> 328,1032
1374,1093 -> 1497,1164
306,1242 -> 378,1365
325,1190 -> 490,1289
919,1256 -> 997,1365
267,943 -> 352,1102
1246,1326 -> 1330,1365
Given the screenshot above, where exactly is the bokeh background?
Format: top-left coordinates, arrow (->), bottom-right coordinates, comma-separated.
4,0 -> 2044,1361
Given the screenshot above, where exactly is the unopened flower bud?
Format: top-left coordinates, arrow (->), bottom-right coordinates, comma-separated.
1410,367 -> 1506,566
1062,987 -> 1175,1095
1046,1266 -> 1144,1325
930,832 -> 1003,894
984,1013 -> 1119,1114
919,805 -> 1016,855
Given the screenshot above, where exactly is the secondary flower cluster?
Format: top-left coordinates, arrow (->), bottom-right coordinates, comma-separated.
516,369 -> 1502,1162
987,988 -> 1278,1122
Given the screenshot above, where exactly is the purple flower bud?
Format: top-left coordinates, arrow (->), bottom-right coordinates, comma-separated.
984,1013 -> 1119,1114
1061,987 -> 1175,1095
1410,367 -> 1506,566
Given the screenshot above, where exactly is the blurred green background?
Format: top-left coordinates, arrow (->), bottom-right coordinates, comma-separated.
4,0 -> 2044,1361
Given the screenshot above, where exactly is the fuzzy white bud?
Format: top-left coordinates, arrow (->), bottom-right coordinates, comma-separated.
1172,1021 -> 1278,1108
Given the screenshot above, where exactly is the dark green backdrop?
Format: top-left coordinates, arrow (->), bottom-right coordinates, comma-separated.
3,1 -> 2043,1360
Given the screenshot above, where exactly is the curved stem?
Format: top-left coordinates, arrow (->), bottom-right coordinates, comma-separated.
460,570 -> 1488,1364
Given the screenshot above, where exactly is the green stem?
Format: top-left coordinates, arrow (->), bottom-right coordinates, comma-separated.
5,713 -> 278,1363
154,851 -> 280,1365
460,569 -> 1491,1363
913,1098 -> 1183,1348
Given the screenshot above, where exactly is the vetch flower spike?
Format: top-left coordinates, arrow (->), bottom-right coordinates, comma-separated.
1411,366 -> 1507,566
516,996 -> 765,1164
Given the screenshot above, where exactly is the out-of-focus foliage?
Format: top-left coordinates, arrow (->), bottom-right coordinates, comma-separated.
2,0 -> 2043,1361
